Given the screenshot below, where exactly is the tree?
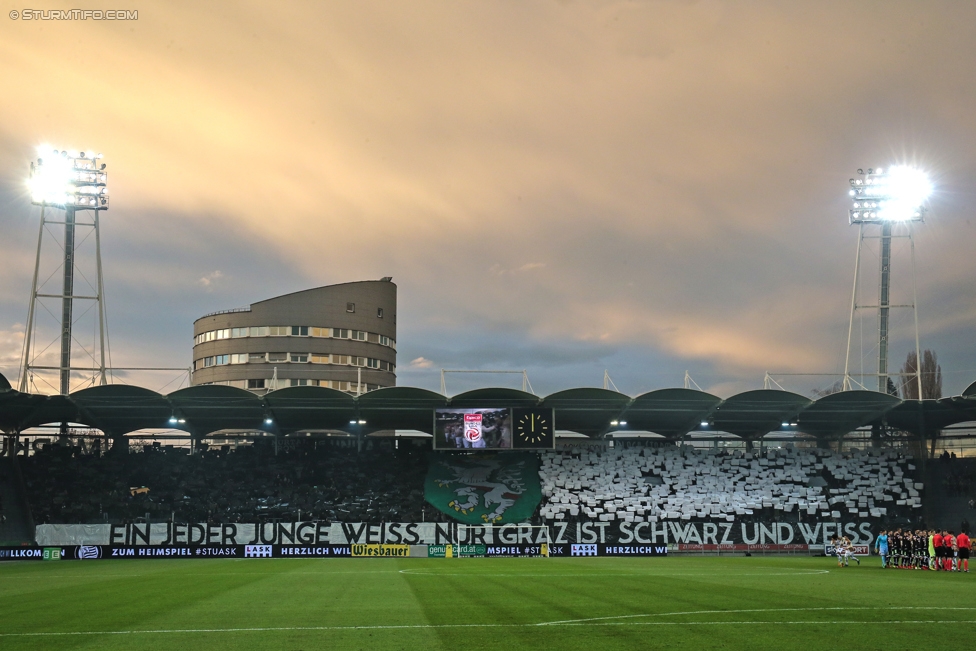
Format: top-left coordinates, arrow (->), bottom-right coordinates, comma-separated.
886,377 -> 898,396
899,349 -> 943,400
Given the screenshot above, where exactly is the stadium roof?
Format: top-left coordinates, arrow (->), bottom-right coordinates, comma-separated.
1,371 -> 975,441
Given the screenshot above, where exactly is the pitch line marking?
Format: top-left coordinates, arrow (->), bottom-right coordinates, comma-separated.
539,606 -> 976,626
4,607 -> 976,637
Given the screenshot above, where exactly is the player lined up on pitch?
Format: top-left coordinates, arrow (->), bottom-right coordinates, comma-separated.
873,529 -> 971,572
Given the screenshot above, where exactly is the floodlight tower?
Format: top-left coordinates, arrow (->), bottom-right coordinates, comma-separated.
842,166 -> 931,397
19,147 -> 110,395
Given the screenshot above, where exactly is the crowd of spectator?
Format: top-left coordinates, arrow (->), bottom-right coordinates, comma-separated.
19,439 -> 450,525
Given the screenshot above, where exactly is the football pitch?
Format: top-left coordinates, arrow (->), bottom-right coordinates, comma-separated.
1,556 -> 973,650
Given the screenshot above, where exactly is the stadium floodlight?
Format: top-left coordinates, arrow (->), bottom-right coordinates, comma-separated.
20,146 -> 111,404
849,165 -> 930,224
28,147 -> 109,210
843,163 -> 929,398
264,418 -> 273,425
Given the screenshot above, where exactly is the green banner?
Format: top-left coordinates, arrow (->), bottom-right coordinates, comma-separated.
425,453 -> 541,525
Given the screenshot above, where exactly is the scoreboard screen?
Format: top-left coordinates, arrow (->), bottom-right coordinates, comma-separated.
433,408 -> 554,450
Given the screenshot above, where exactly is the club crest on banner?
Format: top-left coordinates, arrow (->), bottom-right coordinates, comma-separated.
425,453 -> 541,524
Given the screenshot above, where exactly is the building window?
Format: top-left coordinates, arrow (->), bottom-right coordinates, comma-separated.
333,355 -> 350,365
230,353 -> 248,364
291,326 -> 308,336
268,352 -> 287,362
215,329 -> 230,340
379,335 -> 390,346
249,353 -> 266,363
269,326 -> 289,336
251,326 -> 269,337
289,379 -> 309,387
215,355 -> 229,365
346,302 -> 355,313
367,358 -> 380,368
290,353 -> 308,363
311,354 -> 330,364
353,330 -> 366,341
311,327 -> 330,338
247,379 -> 266,390
377,308 -> 384,318
352,356 -> 366,367
232,327 -> 248,338
335,329 -> 349,339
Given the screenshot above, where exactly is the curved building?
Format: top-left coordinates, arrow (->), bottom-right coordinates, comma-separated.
191,279 -> 396,394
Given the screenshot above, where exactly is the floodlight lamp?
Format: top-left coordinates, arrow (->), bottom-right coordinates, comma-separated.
610,420 -> 619,426
168,416 -> 177,424
781,422 -> 790,428
264,418 -> 273,425
619,421 -> 627,426
358,420 -> 366,425
349,420 -> 356,425
29,146 -> 108,210
700,421 -> 708,427
848,165 -> 931,224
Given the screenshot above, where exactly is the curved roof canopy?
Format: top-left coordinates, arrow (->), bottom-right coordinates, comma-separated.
264,386 -> 356,434
168,385 -> 265,435
797,390 -> 901,437
450,388 -> 539,408
541,388 -> 632,436
621,389 -> 722,438
70,385 -> 171,435
709,390 -> 813,439
2,380 -> 976,441
357,386 -> 446,433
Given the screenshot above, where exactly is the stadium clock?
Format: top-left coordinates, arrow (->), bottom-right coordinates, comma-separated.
512,408 -> 554,449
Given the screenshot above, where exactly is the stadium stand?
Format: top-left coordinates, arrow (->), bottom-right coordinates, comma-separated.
0,457 -> 34,544
538,446 -> 921,525
14,438 -> 931,530
923,456 -> 976,532
19,439 -> 451,525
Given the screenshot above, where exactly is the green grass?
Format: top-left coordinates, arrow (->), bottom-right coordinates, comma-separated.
1,555 -> 974,650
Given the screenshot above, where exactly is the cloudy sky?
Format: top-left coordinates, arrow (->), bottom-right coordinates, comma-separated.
1,1 -> 974,398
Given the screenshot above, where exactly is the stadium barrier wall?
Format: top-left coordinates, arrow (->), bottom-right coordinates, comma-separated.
0,542 -> 669,560
34,519 -> 878,548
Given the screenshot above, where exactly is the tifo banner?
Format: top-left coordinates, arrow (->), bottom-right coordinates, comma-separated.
36,519 -> 877,547
425,453 -> 541,524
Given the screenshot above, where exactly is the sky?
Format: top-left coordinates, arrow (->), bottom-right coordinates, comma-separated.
1,0 -> 975,399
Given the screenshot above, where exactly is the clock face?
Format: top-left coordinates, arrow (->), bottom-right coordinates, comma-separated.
512,408 -> 554,449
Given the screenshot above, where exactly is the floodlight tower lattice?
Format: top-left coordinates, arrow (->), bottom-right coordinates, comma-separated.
842,166 -> 928,398
18,147 -> 110,396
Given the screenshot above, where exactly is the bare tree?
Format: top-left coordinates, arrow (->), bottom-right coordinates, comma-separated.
900,349 -> 943,400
